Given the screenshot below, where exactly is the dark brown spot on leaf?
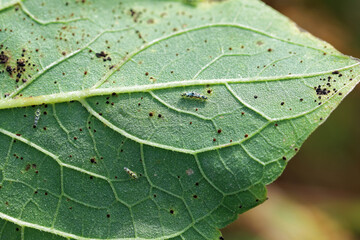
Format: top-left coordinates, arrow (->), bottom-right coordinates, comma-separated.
0,53 -> 8,64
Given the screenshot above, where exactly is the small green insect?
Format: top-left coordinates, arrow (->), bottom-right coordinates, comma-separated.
181,92 -> 207,100
124,167 -> 138,179
33,109 -> 41,128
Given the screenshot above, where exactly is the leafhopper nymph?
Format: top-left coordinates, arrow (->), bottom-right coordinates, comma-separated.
124,167 -> 138,179
181,92 -> 208,100
33,109 -> 41,128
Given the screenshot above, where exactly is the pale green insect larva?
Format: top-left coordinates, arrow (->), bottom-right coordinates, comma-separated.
181,92 -> 208,100
124,167 -> 138,179
33,109 -> 41,128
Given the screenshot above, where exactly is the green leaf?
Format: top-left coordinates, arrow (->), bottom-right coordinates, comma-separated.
0,0 -> 359,239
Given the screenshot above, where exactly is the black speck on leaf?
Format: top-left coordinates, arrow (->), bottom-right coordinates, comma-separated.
96,51 -> 108,58
17,59 -> 25,67
0,53 -> 8,64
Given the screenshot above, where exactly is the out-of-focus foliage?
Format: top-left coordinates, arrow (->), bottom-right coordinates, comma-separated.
223,187 -> 356,240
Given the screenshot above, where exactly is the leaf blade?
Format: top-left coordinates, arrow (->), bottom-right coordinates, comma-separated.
0,0 -> 359,239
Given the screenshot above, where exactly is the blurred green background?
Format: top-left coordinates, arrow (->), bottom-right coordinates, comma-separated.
222,0 -> 360,239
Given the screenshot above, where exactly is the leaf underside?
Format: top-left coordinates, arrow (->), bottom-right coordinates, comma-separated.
0,0 -> 359,239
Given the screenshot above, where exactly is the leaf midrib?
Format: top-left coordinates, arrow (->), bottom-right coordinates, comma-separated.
1,62 -> 358,110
